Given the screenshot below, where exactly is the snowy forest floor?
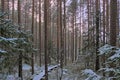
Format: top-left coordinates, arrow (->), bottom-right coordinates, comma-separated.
48,63 -> 86,80
1,62 -> 87,80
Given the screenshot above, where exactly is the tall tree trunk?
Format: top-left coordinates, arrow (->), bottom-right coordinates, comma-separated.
87,0 -> 90,51
44,0 -> 48,80
57,0 -> 60,65
1,0 -> 4,12
103,0 -> 106,45
57,1 -> 60,79
31,0 -> 35,75
12,0 -> 14,23
106,0 -> 110,43
24,0 -> 27,30
63,0 -> 67,66
67,19 -> 70,61
18,0 -> 22,79
95,0 -> 100,71
47,0 -> 51,64
110,0 -> 117,46
71,14 -> 74,62
102,0 -> 106,76
34,0 -> 38,62
7,0 -> 9,19
0,0 -> 4,36
117,0 -> 119,47
59,0 -> 64,79
110,0 -> 117,79
39,0 -> 41,67
74,16 -> 77,61
86,0 -> 90,68
79,3 -> 82,55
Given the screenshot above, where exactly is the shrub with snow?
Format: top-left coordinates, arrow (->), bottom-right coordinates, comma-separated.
83,44 -> 120,80
0,12 -> 35,80
82,69 -> 102,80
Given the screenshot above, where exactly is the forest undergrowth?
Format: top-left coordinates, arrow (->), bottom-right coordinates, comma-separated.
48,63 -> 86,80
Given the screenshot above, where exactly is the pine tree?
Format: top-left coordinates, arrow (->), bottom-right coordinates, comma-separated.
0,12 -> 34,80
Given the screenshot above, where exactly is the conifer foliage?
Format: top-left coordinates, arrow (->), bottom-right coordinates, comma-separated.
0,12 -> 34,79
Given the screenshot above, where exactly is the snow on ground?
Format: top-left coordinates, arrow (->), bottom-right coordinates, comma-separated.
0,49 -> 7,53
22,64 -> 31,70
2,63 -> 87,80
33,71 -> 45,80
6,75 -> 16,80
33,64 -> 59,80
48,63 -> 86,80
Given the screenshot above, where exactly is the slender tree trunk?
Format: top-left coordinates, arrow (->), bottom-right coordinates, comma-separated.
18,53 -> 22,80
31,0 -> 35,75
74,16 -> 77,61
106,0 -> 110,44
117,0 -> 119,47
110,0 -> 117,46
79,4 -> 82,55
93,1 -> 96,70
1,0 -> 4,12
67,20 -> 70,61
110,0 -> 117,79
7,0 -> 9,19
57,0 -> 60,64
24,0 -> 27,30
86,0 -> 90,68
0,0 -> 4,36
59,0 -> 64,79
95,0 -> 100,71
39,0 -> 41,67
12,0 -> 14,23
44,0 -> 48,80
56,2 -> 60,78
47,0 -> 51,64
71,14 -> 74,62
63,0 -> 67,66
102,0 -> 106,76
34,0 -> 38,62
18,0 -> 22,79
87,0 -> 90,51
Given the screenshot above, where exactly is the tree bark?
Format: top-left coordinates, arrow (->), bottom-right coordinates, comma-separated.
63,0 -> 67,66
110,0 -> 117,79
12,0 -> 14,22
95,0 -> 100,71
44,0 -> 48,79
1,0 -> 4,12
31,0 -> 35,75
39,0 -> 41,67
18,0 -> 22,79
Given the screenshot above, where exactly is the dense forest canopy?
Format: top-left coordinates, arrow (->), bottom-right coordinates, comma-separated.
0,0 -> 120,80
